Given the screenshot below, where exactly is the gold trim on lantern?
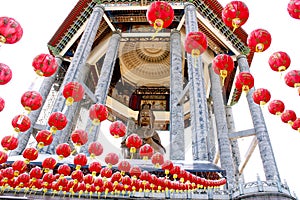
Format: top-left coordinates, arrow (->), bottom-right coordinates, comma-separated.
66,97 -> 74,106
220,70 -> 228,86
0,35 -> 6,44
153,19 -> 164,31
232,18 -> 241,31
255,43 -> 264,52
35,70 -> 44,77
278,66 -> 286,72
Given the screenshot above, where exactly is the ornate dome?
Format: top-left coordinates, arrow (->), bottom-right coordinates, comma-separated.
119,40 -> 171,86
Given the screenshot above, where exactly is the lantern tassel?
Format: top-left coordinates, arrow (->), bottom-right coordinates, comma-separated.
152,19 -> 164,40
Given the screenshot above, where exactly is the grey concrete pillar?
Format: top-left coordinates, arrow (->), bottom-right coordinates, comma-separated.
10,56 -> 64,156
41,4 -> 105,154
237,54 -> 280,181
208,64 -> 235,191
225,106 -> 244,184
80,31 -> 121,154
169,30 -> 185,160
184,2 -> 209,160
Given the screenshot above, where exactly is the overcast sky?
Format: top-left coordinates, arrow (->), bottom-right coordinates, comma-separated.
0,0 -> 299,196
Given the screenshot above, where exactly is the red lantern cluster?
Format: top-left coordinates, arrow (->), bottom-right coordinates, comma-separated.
247,29 -> 272,52
89,103 -> 108,125
235,72 -> 254,93
0,63 -> 12,85
62,81 -> 85,106
32,53 -> 58,77
268,51 -> 291,73
212,54 -> 235,85
0,17 -> 23,44
109,120 -> 126,138
284,70 -> 300,88
184,31 -> 207,58
222,1 -> 249,31
252,88 -> 271,106
287,0 -> 300,19
146,1 -> 174,32
20,91 -> 43,113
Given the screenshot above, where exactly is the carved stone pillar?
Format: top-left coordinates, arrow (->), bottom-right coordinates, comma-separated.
225,106 -> 244,184
237,54 -> 280,181
169,30 -> 185,160
42,4 -> 105,154
208,64 -> 235,191
184,2 -> 209,160
81,31 -> 121,154
10,56 -> 64,156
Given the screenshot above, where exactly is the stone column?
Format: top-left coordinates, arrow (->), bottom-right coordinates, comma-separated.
237,55 -> 280,181
169,30 -> 185,160
184,2 -> 209,160
225,106 -> 244,184
41,4 -> 105,154
208,64 -> 235,191
81,31 -> 121,154
10,56 -> 64,156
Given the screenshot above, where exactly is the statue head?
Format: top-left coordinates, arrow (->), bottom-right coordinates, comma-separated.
138,104 -> 155,128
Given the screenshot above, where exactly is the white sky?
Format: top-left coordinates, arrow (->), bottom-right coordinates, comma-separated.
0,0 -> 299,196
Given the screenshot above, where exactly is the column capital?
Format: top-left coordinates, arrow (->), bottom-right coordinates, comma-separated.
237,54 -> 247,60
170,29 -> 180,35
94,4 -> 105,11
184,2 -> 196,8
112,30 -> 122,36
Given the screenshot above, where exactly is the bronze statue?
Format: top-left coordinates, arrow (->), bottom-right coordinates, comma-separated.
121,104 -> 166,159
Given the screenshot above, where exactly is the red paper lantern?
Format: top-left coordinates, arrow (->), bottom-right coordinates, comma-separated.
12,160 -> 27,176
287,0 -> 300,19
292,118 -> 300,132
0,151 -> 8,164
0,63 -> 12,85
35,130 -> 53,149
71,129 -> 88,147
146,1 -> 174,32
0,97 -> 4,112
48,112 -> 68,133
139,144 -> 154,160
268,51 -> 291,72
89,103 -> 108,125
1,135 -> 18,151
22,147 -> 38,163
20,91 -> 43,113
57,164 -> 71,178
16,173 -> 30,188
125,133 -> 143,156
222,1 -> 249,31
184,32 -> 207,57
100,167 -> 113,179
56,143 -> 72,159
109,120 -> 126,138
247,29 -> 272,52
88,141 -> 104,158
42,157 -> 57,172
29,166 -> 43,181
129,165 -> 142,179
111,171 -> 122,184
252,88 -> 271,106
235,72 -> 254,93
268,99 -> 285,115
161,160 -> 174,177
118,160 -> 131,175
32,53 -> 58,77
88,161 -> 102,177
2,167 -> 15,181
74,153 -> 88,170
0,17 -> 23,44
281,109 -> 297,125
170,165 -> 181,180
71,169 -> 84,183
212,54 -> 235,85
11,114 -> 31,132
62,81 -> 85,106
284,70 -> 300,88
151,152 -> 165,168
105,152 -> 119,168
